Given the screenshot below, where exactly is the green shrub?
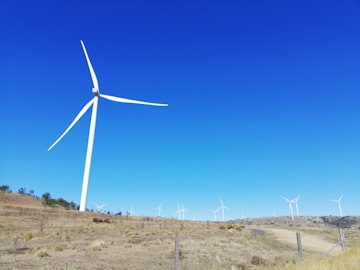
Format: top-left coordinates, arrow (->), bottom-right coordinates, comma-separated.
227,224 -> 235,230
235,226 -> 242,231
219,225 -> 226,230
24,231 -> 33,240
93,218 -> 103,223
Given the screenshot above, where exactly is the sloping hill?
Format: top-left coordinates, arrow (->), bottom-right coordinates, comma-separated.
0,192 -> 358,269
0,192 -> 43,208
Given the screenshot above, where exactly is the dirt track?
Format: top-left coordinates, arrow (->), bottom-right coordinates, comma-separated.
255,226 -> 342,254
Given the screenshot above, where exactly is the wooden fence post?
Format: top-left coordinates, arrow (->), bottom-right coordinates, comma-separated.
339,228 -> 346,252
174,233 -> 180,270
296,232 -> 303,262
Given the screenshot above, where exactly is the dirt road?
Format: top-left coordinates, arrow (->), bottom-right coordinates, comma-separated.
253,226 -> 342,254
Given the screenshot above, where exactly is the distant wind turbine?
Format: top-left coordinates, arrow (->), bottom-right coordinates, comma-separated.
48,41 -> 168,212
155,203 -> 163,217
93,203 -> 107,213
128,205 -> 135,216
281,196 -> 295,221
218,198 -> 230,221
293,195 -> 300,216
181,204 -> 188,220
209,208 -> 220,221
330,195 -> 343,217
175,202 -> 181,220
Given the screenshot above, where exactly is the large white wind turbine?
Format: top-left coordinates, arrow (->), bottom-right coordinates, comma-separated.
48,41 -> 168,212
281,196 -> 295,221
330,195 -> 343,217
218,198 -> 230,221
155,202 -> 163,217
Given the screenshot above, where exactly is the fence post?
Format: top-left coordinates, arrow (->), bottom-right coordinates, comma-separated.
174,233 -> 180,270
296,232 -> 303,262
339,228 -> 346,252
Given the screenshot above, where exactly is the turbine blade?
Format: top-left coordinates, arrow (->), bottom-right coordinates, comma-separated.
280,196 -> 290,202
80,40 -> 99,90
100,94 -> 168,107
48,98 -> 95,151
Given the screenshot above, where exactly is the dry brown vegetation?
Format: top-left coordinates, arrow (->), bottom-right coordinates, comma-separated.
0,192 -> 359,270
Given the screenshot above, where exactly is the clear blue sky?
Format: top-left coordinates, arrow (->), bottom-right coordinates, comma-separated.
1,1 -> 360,220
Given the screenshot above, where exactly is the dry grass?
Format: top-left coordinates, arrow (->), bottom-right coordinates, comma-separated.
260,246 -> 360,270
0,193 -> 358,270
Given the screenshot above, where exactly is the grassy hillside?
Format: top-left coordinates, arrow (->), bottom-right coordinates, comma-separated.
0,192 -> 358,270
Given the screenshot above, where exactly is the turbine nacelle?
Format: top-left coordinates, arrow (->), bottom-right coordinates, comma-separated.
92,88 -> 100,96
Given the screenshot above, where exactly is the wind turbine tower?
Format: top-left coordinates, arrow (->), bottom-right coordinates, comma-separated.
218,198 -> 230,221
181,204 -> 188,220
155,203 -> 163,217
330,195 -> 343,217
209,208 -> 219,221
128,205 -> 135,216
294,195 -> 300,216
48,41 -> 168,211
175,202 -> 181,220
281,196 -> 295,221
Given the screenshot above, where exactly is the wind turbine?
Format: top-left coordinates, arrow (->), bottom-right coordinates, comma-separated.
293,195 -> 300,216
93,202 -> 107,213
175,202 -> 181,220
128,205 -> 135,216
330,195 -> 343,217
209,208 -> 220,221
48,41 -> 168,212
181,204 -> 188,220
281,196 -> 295,221
218,198 -> 230,221
155,202 -> 163,217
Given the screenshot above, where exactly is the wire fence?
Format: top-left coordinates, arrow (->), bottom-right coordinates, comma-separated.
285,227 -> 360,266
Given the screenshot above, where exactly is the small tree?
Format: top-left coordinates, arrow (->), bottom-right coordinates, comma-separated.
18,187 -> 26,195
42,192 -> 51,206
28,190 -> 35,197
56,198 -> 69,208
69,201 -> 77,210
0,185 -> 10,192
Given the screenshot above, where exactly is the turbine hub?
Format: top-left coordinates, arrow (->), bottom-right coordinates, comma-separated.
92,87 -> 100,96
